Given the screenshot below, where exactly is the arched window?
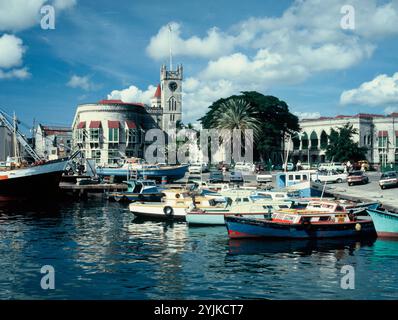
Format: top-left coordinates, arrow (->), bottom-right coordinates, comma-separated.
168,96 -> 176,111
301,132 -> 309,150
310,131 -> 318,150
320,131 -> 328,149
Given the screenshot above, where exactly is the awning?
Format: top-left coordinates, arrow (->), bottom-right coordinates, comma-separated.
126,120 -> 137,129
378,131 -> 388,137
89,121 -> 102,129
77,121 -> 86,129
108,120 -> 120,129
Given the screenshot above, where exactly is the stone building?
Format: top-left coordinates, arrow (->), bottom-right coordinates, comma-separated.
71,63 -> 183,165
0,120 -> 13,161
285,113 -> 398,166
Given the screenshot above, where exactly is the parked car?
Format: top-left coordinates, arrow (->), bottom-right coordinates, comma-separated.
311,170 -> 347,183
230,171 -> 244,184
234,162 -> 255,172
347,171 -> 369,186
208,170 -> 224,183
318,162 -> 345,172
256,173 -> 273,184
188,163 -> 202,174
379,171 -> 398,189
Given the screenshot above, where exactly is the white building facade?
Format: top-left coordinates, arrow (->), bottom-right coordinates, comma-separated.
35,125 -> 72,160
285,113 -> 398,167
71,63 -> 184,165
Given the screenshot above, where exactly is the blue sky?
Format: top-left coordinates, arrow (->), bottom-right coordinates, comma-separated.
1,0 -> 398,131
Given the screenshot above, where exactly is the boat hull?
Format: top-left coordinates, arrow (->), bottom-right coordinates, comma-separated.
0,160 -> 67,197
129,203 -> 187,221
367,208 -> 398,238
186,212 -> 269,226
108,192 -> 163,202
97,165 -> 189,181
225,216 -> 376,239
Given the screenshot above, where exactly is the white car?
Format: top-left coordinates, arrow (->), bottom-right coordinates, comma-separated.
311,171 -> 347,183
318,162 -> 345,172
256,173 -> 273,184
189,163 -> 202,174
234,162 -> 255,172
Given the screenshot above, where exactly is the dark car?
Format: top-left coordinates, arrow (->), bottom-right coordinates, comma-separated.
230,171 -> 244,184
208,171 -> 224,183
379,171 -> 398,189
347,171 -> 369,186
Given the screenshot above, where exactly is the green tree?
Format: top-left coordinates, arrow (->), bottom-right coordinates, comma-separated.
324,123 -> 367,162
199,91 -> 299,161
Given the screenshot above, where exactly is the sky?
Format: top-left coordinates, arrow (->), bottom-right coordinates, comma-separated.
1,0 -> 398,131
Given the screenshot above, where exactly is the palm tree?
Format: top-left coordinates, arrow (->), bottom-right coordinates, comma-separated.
215,98 -> 261,139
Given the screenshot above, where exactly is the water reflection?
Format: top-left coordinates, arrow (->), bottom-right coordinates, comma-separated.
227,238 -> 377,256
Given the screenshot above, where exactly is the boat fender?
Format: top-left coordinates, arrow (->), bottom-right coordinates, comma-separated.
163,206 -> 174,217
355,223 -> 361,231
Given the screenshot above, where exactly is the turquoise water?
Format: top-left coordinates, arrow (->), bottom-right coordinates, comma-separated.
0,199 -> 397,300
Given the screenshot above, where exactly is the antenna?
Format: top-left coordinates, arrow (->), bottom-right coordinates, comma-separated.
168,23 -> 173,70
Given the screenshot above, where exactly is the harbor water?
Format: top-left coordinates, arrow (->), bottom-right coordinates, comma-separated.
0,198 -> 397,300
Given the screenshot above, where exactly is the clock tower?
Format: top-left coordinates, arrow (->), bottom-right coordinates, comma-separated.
160,64 -> 183,131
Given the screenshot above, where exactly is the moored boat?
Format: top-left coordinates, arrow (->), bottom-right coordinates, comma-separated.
107,179 -> 164,202
225,210 -> 376,239
366,204 -> 398,238
0,158 -> 69,197
186,197 -> 294,226
96,159 -> 188,182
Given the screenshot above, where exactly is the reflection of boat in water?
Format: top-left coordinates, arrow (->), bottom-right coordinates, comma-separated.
227,237 -> 377,255
96,158 -> 188,182
225,206 -> 376,239
367,204 -> 398,238
107,179 -> 164,202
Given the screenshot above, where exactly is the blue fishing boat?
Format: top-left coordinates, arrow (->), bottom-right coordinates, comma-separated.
97,162 -> 189,182
275,171 -> 322,197
225,209 -> 376,239
366,204 -> 398,238
107,179 -> 164,202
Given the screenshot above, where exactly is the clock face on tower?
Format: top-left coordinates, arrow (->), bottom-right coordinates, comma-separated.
168,81 -> 178,92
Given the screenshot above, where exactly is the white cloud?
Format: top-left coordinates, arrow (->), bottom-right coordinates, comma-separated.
107,84 -> 158,104
293,111 -> 321,120
384,106 -> 398,115
147,22 -> 236,60
67,75 -> 98,91
0,34 -> 26,68
0,34 -> 30,79
0,67 -> 30,79
340,73 -> 398,106
0,0 -> 77,32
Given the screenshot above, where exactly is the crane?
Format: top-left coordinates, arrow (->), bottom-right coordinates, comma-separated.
0,111 -> 42,162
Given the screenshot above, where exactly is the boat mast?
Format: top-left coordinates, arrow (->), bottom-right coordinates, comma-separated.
13,112 -> 20,164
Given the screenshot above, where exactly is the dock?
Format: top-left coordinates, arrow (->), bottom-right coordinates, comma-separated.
59,182 -> 127,199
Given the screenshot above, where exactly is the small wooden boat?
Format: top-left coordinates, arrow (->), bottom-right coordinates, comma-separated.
366,204 -> 398,238
225,209 -> 376,239
107,179 -> 163,202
